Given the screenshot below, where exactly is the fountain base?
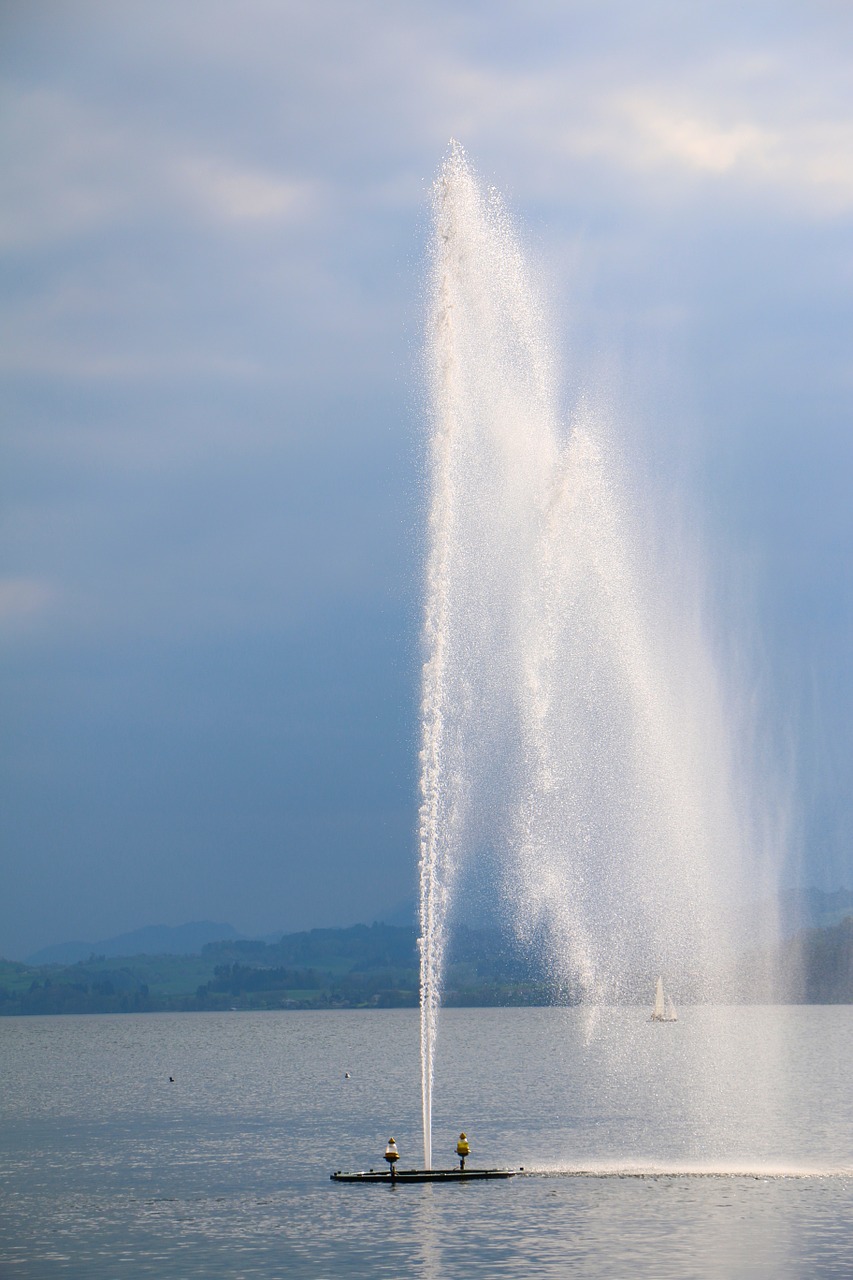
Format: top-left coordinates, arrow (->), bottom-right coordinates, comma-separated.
330,1167 -> 519,1183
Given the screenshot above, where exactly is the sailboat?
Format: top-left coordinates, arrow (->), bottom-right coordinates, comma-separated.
650,976 -> 678,1022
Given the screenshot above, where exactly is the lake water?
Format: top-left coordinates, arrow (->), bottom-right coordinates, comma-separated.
1,1006 -> 851,1278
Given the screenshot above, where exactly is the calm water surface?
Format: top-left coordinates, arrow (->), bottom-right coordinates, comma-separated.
1,1007 -> 851,1278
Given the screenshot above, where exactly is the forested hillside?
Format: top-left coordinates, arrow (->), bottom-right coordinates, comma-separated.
2,915 -> 851,1014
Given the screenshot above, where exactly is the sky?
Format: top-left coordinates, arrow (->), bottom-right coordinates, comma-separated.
2,0 -> 852,959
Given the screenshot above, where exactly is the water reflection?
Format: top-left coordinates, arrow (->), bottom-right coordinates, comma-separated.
0,1009 -> 851,1279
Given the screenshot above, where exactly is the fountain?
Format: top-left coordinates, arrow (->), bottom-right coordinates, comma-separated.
417,143 -> 773,1170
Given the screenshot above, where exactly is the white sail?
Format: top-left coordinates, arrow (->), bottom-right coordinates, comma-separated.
652,976 -> 665,1019
651,976 -> 677,1021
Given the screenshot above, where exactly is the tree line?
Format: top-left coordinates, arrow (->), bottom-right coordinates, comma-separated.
1,915 -> 850,1015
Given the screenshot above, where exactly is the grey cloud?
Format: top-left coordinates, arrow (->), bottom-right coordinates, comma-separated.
1,0 -> 851,956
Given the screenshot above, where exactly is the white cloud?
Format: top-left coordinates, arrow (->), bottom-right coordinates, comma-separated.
607,97 -> 775,174
176,157 -> 316,224
559,90 -> 853,215
0,87 -> 126,249
0,83 -> 320,250
384,18 -> 853,218
0,577 -> 55,624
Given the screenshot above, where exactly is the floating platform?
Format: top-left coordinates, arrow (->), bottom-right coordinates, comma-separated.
331,1167 -> 519,1183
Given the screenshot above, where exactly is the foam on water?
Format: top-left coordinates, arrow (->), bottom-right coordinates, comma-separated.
528,1163 -> 852,1180
417,144 -> 780,1170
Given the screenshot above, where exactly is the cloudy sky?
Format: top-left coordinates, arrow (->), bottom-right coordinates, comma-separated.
2,0 -> 852,958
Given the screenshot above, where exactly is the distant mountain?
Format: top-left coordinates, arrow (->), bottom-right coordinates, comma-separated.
21,887 -> 850,973
257,897 -> 418,943
376,889 -> 853,940
6,911 -> 853,1015
777,887 -> 853,936
26,921 -> 242,966
375,897 -> 417,928
774,915 -> 853,1002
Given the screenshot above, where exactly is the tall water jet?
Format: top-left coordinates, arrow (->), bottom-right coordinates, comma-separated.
418,143 -> 778,1169
418,142 -> 556,1168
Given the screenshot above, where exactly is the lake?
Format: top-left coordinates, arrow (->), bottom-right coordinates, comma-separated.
1,1006 -> 851,1277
